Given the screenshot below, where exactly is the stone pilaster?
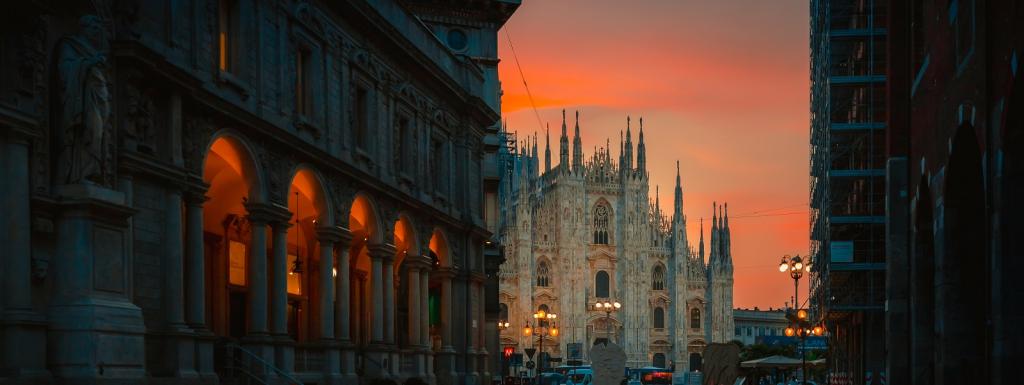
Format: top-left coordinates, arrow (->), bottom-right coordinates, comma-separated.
184,190 -> 218,380
0,123 -> 49,381
162,188 -> 199,379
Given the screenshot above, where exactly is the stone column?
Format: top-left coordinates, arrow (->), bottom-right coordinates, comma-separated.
435,268 -> 457,385
316,225 -> 341,383
0,128 -> 48,379
270,216 -> 294,375
163,189 -> 198,378
407,259 -> 424,378
367,244 -> 397,378
243,203 -> 274,367
335,229 -> 356,384
385,259 -> 395,344
185,191 -> 216,379
421,268 -> 434,384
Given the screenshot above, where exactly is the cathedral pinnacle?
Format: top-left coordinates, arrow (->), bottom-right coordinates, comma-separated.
572,110 -> 583,172
560,109 -> 569,170
624,116 -> 633,171
637,117 -> 647,174
545,123 -> 552,173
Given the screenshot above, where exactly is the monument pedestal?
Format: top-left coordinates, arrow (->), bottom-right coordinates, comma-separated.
47,184 -> 146,382
434,347 -> 458,385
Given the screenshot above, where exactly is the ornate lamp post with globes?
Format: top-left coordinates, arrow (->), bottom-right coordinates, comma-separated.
778,254 -> 823,385
593,300 -> 621,344
524,309 -> 558,383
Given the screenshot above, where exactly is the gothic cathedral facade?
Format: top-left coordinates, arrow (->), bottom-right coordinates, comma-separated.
497,111 -> 735,372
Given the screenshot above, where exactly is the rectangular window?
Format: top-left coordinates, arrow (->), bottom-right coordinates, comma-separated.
296,48 -> 312,117
218,0 -> 239,72
354,86 -> 369,150
431,138 -> 443,193
228,240 -> 247,286
396,117 -> 411,172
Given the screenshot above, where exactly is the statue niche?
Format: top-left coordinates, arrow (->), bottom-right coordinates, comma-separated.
54,14 -> 112,186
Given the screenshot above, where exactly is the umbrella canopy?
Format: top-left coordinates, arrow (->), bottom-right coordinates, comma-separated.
740,355 -> 804,368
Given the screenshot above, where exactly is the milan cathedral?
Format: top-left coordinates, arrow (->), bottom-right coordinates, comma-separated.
497,111 -> 735,372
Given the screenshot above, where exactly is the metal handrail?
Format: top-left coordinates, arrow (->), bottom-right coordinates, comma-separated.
224,341 -> 304,385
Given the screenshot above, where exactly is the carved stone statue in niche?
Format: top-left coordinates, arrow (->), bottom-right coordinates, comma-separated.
55,14 -> 111,186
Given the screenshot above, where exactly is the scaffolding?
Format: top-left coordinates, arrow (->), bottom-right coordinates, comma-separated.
809,0 -> 888,383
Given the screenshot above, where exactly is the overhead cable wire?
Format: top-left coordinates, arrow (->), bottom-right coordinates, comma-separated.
503,26 -> 546,133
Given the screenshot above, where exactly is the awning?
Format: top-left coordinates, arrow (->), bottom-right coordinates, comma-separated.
740,355 -> 804,368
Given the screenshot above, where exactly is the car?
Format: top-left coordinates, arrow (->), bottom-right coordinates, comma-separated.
565,368 -> 594,385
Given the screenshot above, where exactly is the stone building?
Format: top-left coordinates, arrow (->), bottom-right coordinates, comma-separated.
883,1 -> 1023,385
732,308 -> 788,347
495,114 -> 735,373
0,0 -> 518,384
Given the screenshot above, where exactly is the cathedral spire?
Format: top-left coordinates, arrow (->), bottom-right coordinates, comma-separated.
573,110 -> 583,172
655,185 -> 660,215
545,123 -> 552,174
624,116 -> 634,171
637,117 -> 647,175
560,109 -> 569,170
699,217 -> 706,263
673,160 -> 683,218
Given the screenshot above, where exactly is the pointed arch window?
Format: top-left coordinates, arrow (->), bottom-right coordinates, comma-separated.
536,260 -> 550,287
595,270 -> 610,298
653,307 -> 665,329
690,308 -> 701,329
593,201 -> 611,244
652,265 -> 666,290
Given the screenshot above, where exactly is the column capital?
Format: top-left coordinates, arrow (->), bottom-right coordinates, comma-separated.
368,243 -> 397,262
468,271 -> 487,284
405,254 -> 433,271
183,190 -> 210,206
432,267 -> 456,280
245,201 -> 291,225
316,224 -> 346,243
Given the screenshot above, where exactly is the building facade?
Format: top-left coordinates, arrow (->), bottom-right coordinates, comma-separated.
732,308 -> 788,347
495,113 -> 735,373
808,1 -> 888,383
0,0 -> 518,384
883,1 -> 1023,385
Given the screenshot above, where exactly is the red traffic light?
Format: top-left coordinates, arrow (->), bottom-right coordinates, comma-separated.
504,347 -> 514,358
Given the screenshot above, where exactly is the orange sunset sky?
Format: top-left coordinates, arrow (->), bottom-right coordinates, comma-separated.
497,0 -> 811,309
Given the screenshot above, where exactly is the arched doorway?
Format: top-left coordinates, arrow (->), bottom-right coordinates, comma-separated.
348,194 -> 379,346
202,135 -> 262,339
938,124 -> 988,383
285,168 -> 330,342
653,353 -> 666,369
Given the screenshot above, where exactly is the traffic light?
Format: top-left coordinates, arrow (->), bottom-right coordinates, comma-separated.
504,347 -> 514,359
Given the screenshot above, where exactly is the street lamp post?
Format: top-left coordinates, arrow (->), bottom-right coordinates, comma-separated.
593,300 -> 621,345
778,254 -> 822,385
525,310 -> 558,384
